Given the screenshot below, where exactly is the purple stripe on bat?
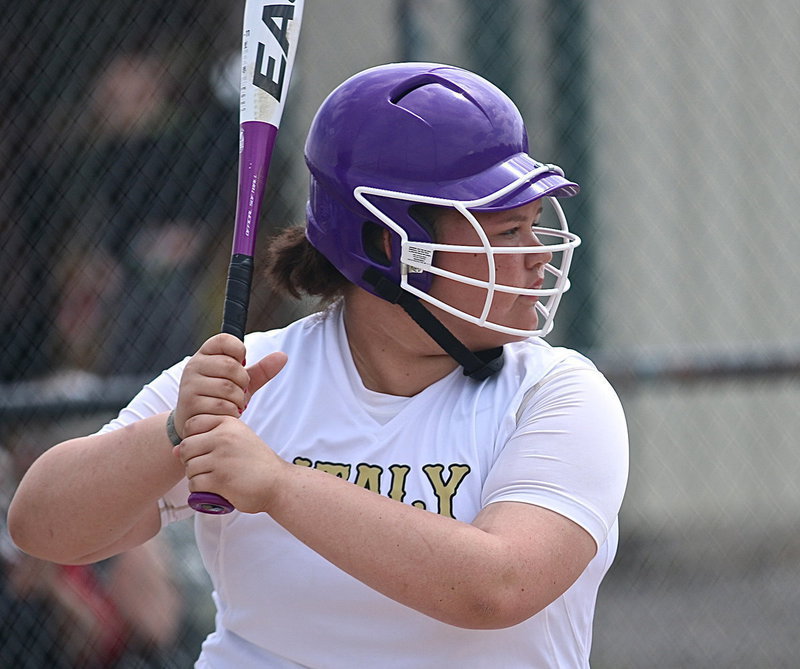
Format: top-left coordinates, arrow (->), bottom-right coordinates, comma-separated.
233,120 -> 279,256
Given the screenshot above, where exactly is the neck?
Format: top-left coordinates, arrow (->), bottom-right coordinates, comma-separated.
342,290 -> 459,397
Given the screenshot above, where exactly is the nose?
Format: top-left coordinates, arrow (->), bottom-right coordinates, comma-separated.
524,233 -> 553,270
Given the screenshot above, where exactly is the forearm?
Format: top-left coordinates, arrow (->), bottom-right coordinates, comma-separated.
8,413 -> 184,564
265,463 -> 555,629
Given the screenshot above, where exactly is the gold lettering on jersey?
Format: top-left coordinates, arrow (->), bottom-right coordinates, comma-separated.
315,462 -> 351,479
388,464 -> 410,502
355,463 -> 383,492
290,457 -> 471,520
422,464 -> 470,519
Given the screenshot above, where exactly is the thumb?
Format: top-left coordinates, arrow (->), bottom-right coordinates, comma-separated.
245,351 -> 288,398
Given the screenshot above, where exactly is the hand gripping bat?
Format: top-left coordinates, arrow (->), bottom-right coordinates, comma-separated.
188,0 -> 304,514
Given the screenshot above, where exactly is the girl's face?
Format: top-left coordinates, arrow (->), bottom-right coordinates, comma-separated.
426,200 -> 554,349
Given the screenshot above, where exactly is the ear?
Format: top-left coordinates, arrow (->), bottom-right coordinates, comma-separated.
381,229 -> 392,261
362,222 -> 392,266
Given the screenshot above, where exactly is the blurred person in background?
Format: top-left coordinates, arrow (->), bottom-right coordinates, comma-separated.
51,49 -> 235,377
1,425 -> 184,667
0,150 -> 61,382
1,47 -> 236,383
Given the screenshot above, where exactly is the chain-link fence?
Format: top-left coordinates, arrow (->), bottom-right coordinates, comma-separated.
2,1 -> 799,666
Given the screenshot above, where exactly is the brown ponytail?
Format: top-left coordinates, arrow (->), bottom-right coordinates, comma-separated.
264,226 -> 350,303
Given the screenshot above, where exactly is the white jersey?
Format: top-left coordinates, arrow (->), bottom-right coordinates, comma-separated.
100,303 -> 628,668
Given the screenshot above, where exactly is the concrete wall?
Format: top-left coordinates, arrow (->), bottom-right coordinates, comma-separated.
589,2 -> 800,532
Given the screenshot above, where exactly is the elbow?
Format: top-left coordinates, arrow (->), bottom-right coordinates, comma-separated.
7,497 -> 86,565
6,459 -> 65,563
8,524 -> 98,566
438,586 -> 550,631
7,495 -> 31,550
6,500 -> 44,560
7,500 -> 58,563
464,600 -> 541,631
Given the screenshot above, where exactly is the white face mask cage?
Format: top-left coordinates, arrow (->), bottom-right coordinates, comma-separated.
353,165 -> 582,338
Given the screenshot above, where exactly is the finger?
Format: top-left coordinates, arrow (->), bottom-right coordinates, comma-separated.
184,454 -> 215,482
183,376 -> 248,410
183,413 -> 229,440
186,471 -> 225,494
176,438 -> 208,468
181,399 -> 242,435
197,333 -> 246,362
187,354 -> 250,390
176,362 -> 249,437
246,351 -> 288,398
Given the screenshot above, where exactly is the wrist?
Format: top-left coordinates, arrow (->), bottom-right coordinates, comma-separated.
258,458 -> 294,516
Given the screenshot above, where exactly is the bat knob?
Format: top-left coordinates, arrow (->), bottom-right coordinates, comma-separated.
188,492 -> 235,514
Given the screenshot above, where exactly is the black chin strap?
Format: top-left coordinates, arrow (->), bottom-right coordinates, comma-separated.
362,268 -> 504,381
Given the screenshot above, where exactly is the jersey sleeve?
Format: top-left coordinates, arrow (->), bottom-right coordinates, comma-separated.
481,362 -> 629,548
95,358 -> 193,526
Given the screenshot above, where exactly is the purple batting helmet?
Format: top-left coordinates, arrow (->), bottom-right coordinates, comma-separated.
304,62 -> 580,341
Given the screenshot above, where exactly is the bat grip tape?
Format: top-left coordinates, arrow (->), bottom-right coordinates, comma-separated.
222,253 -> 254,341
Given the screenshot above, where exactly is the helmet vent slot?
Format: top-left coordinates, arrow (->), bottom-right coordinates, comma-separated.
389,73 -> 471,106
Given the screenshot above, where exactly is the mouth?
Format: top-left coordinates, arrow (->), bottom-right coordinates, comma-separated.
518,278 -> 544,304
531,278 -> 544,291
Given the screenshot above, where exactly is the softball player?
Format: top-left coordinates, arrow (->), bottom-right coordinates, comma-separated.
10,63 -> 628,668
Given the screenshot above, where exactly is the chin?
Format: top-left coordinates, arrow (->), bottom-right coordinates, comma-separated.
480,330 -> 529,349
425,303 -> 533,349
459,321 -> 529,351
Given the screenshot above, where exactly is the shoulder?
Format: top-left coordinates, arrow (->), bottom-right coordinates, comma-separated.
516,344 -> 626,443
499,337 -> 599,388
499,338 -> 623,420
243,306 -> 339,357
